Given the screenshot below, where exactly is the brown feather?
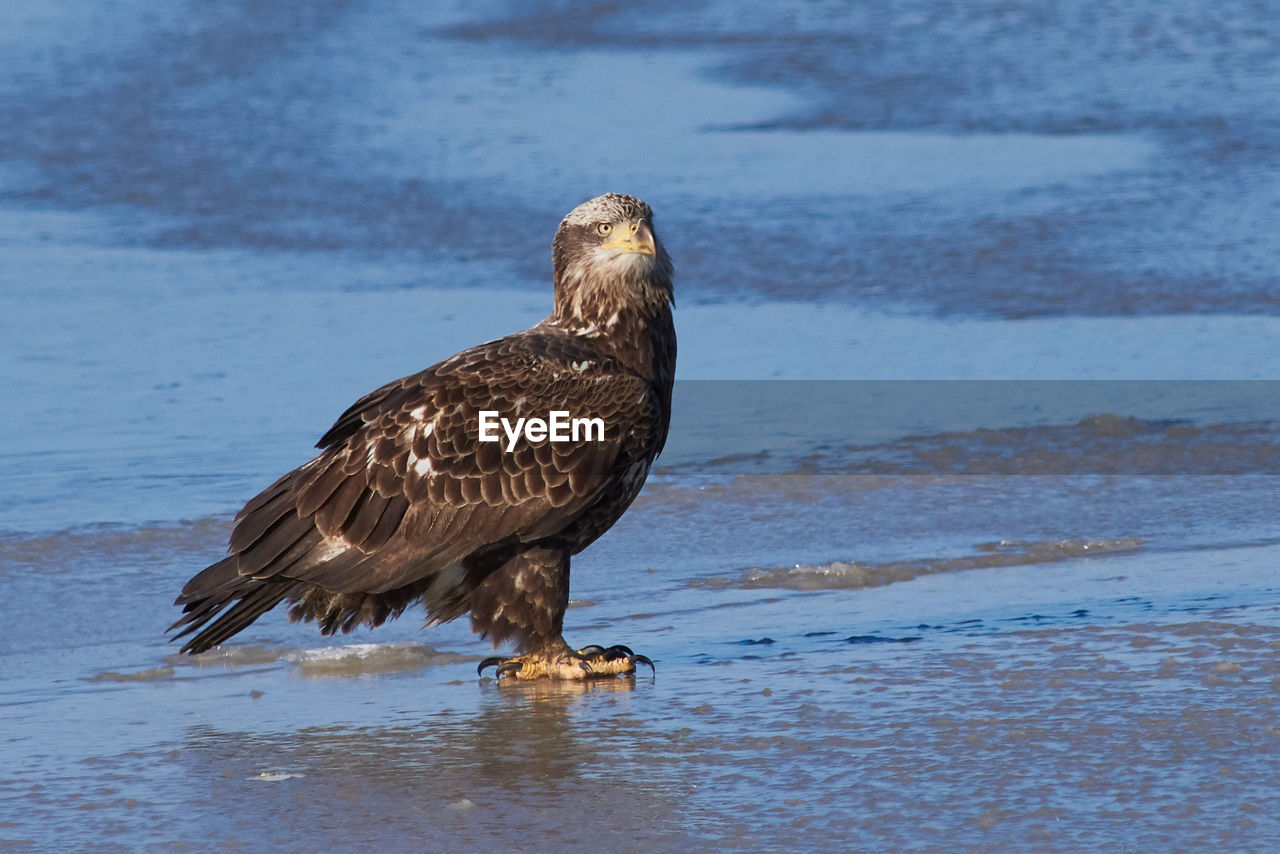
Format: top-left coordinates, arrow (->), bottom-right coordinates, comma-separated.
235,471 -> 294,522
362,494 -> 409,551
294,456 -> 349,517
313,474 -> 366,536
342,490 -> 391,549
228,489 -> 295,553
236,513 -> 314,577
178,580 -> 303,654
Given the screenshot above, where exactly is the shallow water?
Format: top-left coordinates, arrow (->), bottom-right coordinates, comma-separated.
3,1 -> 1279,851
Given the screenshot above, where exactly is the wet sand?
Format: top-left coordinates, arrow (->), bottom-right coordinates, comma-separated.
4,478 -> 1279,850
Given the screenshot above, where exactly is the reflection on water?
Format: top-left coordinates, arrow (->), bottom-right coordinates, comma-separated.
173,680 -> 693,853
2,509 -> 1278,849
43,612 -> 1266,852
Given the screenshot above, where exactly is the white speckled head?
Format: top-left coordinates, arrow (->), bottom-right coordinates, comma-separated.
559,193 -> 654,229
551,194 -> 674,323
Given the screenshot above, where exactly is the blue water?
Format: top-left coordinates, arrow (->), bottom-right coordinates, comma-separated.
3,2 -> 1279,851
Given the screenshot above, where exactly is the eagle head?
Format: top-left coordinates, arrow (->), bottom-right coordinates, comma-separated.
551,193 -> 674,322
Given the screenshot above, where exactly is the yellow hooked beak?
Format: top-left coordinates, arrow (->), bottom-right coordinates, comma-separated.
600,221 -> 656,256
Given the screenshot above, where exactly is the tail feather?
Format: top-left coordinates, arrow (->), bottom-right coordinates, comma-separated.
169,555 -> 297,654
173,576 -> 303,655
174,555 -> 243,605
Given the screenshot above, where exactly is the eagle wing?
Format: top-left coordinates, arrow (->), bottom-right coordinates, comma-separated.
172,331 -> 660,647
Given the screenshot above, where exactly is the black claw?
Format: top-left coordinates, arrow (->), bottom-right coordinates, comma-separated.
632,654 -> 655,674
478,656 -> 504,676
605,644 -> 634,659
495,661 -> 524,678
577,644 -> 606,656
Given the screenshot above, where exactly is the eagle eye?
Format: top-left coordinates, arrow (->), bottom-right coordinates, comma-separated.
595,222 -> 613,236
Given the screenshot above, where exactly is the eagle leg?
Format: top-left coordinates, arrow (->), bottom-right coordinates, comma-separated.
470,546 -> 654,680
477,640 -> 654,681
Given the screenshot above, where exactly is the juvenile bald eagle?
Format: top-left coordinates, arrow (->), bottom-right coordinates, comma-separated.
170,193 -> 675,679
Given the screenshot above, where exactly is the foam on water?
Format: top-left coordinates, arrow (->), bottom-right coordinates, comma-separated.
87,666 -> 177,683
287,642 -> 474,677
694,537 -> 1147,591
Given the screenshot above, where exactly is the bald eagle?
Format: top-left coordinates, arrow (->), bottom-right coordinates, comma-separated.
170,194 -> 675,680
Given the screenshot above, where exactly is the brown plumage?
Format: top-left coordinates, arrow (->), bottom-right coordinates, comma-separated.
171,193 -> 675,678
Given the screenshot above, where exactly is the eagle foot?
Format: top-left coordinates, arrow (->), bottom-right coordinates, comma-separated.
478,643 -> 654,681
